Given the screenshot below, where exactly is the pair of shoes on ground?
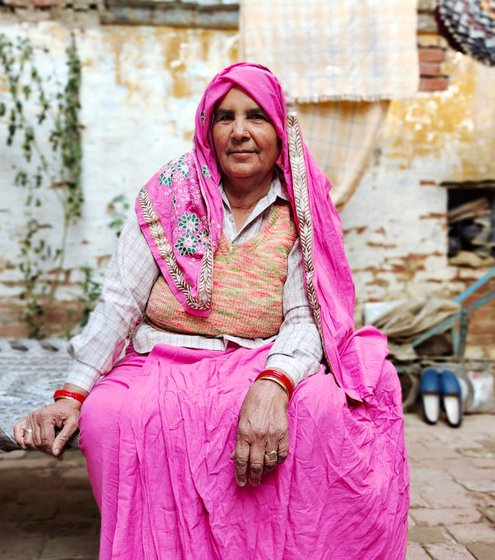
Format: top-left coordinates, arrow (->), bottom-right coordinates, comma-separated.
420,368 -> 463,428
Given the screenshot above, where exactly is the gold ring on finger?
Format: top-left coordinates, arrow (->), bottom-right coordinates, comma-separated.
23,428 -> 33,437
264,450 -> 278,462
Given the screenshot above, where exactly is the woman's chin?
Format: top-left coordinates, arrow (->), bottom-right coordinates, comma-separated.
223,166 -> 261,181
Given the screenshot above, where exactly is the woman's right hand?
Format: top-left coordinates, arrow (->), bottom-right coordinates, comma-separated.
13,399 -> 81,457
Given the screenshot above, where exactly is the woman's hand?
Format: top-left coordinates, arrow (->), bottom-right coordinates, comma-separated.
232,379 -> 289,487
14,399 -> 81,457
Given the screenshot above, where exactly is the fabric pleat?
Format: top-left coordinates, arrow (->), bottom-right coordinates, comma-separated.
80,345 -> 409,560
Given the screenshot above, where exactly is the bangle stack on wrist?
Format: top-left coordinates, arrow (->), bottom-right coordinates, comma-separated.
255,369 -> 294,400
53,389 -> 87,405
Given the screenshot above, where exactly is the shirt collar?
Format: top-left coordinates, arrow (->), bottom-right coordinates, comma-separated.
220,176 -> 289,210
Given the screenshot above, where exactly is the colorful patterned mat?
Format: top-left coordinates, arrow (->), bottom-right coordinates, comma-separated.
437,0 -> 495,66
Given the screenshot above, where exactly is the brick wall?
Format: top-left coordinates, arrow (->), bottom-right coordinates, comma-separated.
417,1 -> 450,92
418,45 -> 449,92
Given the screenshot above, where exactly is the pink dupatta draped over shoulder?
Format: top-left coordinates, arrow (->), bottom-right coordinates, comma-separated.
135,62 -> 389,403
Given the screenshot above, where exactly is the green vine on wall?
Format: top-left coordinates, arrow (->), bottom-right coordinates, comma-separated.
0,32 -> 85,338
107,194 -> 131,237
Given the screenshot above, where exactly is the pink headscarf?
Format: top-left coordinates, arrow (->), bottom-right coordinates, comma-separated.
136,62 -> 389,402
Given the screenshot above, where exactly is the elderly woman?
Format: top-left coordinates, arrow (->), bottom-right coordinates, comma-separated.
15,63 -> 409,559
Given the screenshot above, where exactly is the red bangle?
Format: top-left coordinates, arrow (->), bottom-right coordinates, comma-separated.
53,389 -> 86,405
255,369 -> 294,400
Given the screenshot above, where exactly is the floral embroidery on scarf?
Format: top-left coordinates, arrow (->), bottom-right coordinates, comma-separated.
158,154 -> 190,187
178,155 -> 189,178
158,160 -> 176,187
138,184 -> 214,311
175,232 -> 198,256
178,211 -> 200,233
201,165 -> 211,179
196,229 -> 208,246
175,210 -> 209,256
138,150 -> 223,311
287,114 -> 324,354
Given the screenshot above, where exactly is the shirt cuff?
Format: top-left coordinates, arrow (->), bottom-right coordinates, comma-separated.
264,355 -> 319,388
65,361 -> 102,393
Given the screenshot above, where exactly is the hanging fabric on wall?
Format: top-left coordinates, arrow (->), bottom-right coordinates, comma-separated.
295,100 -> 389,209
238,0 -> 418,207
437,0 -> 495,67
239,0 -> 419,103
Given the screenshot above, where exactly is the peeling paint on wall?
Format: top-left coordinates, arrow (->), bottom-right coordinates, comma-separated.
387,53 -> 495,181
342,52 -> 495,358
0,21 -> 238,334
0,20 -> 494,358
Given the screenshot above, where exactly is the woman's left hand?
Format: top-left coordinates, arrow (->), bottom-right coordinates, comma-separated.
232,379 -> 289,487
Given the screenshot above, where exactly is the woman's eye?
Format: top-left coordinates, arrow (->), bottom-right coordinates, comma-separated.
216,114 -> 233,122
250,113 -> 267,121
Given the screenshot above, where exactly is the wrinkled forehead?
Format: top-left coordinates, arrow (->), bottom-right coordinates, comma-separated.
213,86 -> 268,115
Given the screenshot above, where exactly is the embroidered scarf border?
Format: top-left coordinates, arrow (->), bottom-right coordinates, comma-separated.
138,186 -> 214,311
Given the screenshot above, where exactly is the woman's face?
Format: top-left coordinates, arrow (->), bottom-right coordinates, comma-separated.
212,87 -> 280,186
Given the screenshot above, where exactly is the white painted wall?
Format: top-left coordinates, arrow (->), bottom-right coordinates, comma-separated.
0,22 -> 238,302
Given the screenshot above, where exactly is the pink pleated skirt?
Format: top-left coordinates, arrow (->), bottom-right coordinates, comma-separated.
79,343 -> 409,560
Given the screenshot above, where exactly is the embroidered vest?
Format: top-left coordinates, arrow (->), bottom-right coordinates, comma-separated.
145,203 -> 298,339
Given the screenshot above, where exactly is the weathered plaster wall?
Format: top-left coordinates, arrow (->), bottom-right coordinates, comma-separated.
0,21 -> 237,335
342,48 -> 495,358
1,21 -> 494,359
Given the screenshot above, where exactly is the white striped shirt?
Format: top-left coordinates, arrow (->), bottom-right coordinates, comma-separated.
66,179 -> 323,391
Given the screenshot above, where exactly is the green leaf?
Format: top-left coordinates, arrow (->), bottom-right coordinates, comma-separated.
15,170 -> 27,186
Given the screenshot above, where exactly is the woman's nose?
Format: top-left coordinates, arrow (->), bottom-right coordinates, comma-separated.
232,118 -> 249,140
